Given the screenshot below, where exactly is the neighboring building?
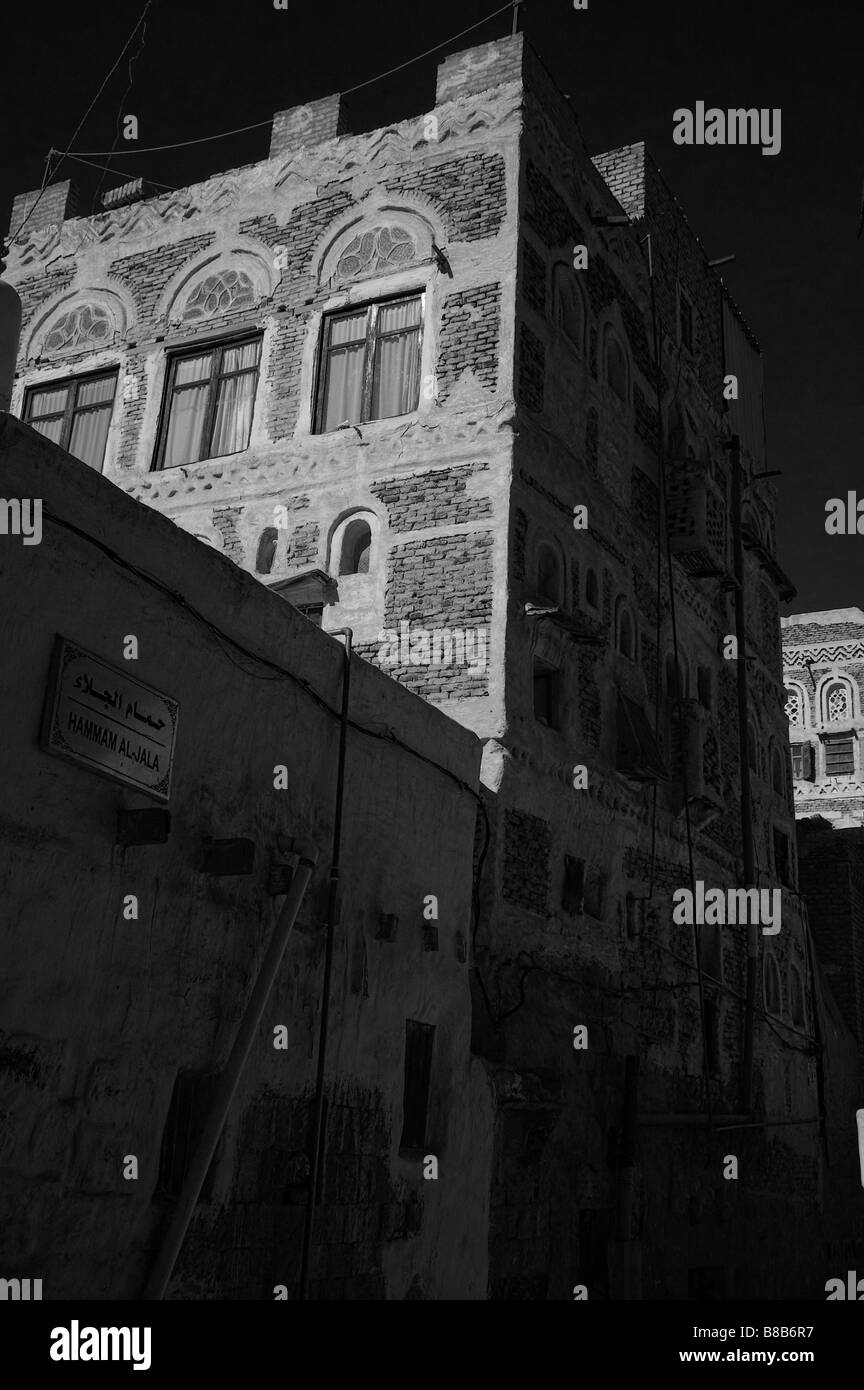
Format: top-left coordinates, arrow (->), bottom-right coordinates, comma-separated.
0,417 -> 491,1300
782,608 -> 864,827
5,30 -> 864,1299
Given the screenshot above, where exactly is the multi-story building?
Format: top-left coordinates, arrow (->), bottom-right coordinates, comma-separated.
782,608 -> 864,827
5,31 -> 862,1298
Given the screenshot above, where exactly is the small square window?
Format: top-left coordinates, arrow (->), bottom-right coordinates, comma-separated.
154,336 -> 261,469
315,294 -> 423,433
24,370 -> 118,472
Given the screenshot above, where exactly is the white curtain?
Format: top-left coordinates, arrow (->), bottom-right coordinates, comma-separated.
68,376 -> 116,470
163,353 -> 212,466
212,343 -> 260,457
322,312 -> 365,430
69,408 -> 112,470
371,300 -> 420,419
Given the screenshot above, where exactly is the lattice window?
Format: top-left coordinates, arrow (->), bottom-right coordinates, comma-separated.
43,303 -> 112,354
336,225 -> 417,283
183,269 -> 256,321
825,681 -> 850,723
784,687 -> 802,725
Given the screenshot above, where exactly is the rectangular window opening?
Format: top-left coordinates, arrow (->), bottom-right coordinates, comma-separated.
823,734 -> 855,778
400,1020 -> 435,1151
316,294 -> 423,433
24,370 -> 118,472
154,335 -> 262,470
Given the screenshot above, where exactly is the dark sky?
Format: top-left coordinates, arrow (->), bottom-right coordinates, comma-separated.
2,0 -> 861,616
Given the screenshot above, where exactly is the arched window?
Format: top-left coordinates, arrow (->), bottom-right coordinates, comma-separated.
788,964 -> 805,1027
552,264 -> 585,351
784,686 -> 804,726
771,744 -> 785,795
605,330 -> 628,402
339,519 -> 372,575
823,679 -> 852,725
585,567 -> 599,609
763,953 -> 782,1015
536,542 -> 563,605
616,599 -> 637,660
255,526 -> 278,575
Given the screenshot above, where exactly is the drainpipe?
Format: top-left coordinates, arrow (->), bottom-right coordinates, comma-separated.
299,628 -> 352,1300
727,433 -> 758,1114
142,841 -> 319,1299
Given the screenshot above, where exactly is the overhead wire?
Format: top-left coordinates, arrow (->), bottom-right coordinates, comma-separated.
8,2 -> 153,242
65,2 -> 516,159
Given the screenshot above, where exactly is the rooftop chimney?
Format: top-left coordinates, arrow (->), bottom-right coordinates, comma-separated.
269,94 -> 350,160
8,179 -> 79,242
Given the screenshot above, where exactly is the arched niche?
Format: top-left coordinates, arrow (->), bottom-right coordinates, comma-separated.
158,242 -> 276,325
315,204 -> 439,289
25,286 -> 132,362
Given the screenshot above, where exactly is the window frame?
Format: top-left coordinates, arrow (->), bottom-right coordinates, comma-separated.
314,289 -> 425,435
23,366 -> 118,471
153,330 -> 263,471
822,731 -> 856,778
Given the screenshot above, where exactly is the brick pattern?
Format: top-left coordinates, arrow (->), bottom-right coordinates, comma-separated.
587,254 -> 655,386
577,649 -> 602,746
525,161 -> 586,249
512,509 -> 528,582
503,809 -> 550,912
370,464 -> 492,532
631,466 -> 658,539
633,381 -> 659,450
108,234 -> 216,328
436,285 -> 501,399
212,504 -> 244,561
287,521 -> 319,569
239,192 -> 355,439
9,181 -> 78,240
385,152 -> 506,243
518,323 -> 545,413
117,355 -> 149,471
521,239 -> 546,316
16,269 -> 76,332
374,531 -> 494,698
585,406 -> 599,479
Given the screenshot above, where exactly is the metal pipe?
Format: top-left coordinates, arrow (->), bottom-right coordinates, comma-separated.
728,433 -> 758,1113
143,841 -> 319,1300
638,1113 -> 821,1130
299,628 -> 352,1300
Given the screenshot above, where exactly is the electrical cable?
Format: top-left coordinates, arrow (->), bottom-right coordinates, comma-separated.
66,2 -> 516,160
8,2 -> 153,242
90,8 -> 153,212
